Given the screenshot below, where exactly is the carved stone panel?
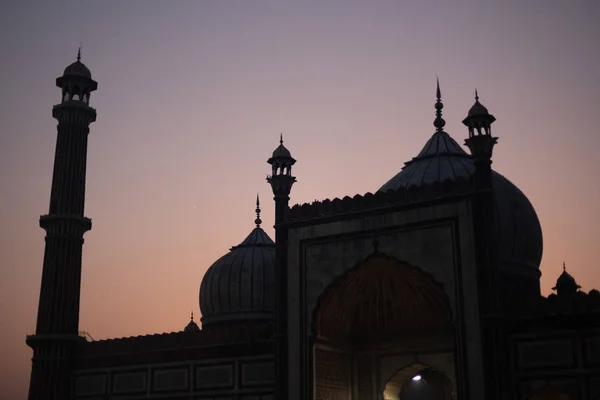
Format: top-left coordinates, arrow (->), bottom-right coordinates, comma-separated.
240,361 -> 275,387
195,363 -> 234,390
152,367 -> 189,392
516,339 -> 574,369
74,374 -> 107,397
585,336 -> 600,365
589,377 -> 600,400
112,370 -> 147,395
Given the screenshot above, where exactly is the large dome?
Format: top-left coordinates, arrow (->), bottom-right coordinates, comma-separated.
199,201 -> 276,327
379,130 -> 543,280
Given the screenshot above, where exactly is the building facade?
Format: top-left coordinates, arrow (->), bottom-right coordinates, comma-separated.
26,57 -> 600,400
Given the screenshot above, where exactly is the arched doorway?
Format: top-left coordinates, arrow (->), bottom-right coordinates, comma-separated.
312,251 -> 454,400
383,363 -> 455,400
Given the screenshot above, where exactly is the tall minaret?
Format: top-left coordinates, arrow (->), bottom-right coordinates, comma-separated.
26,49 -> 98,400
267,134 -> 296,400
463,90 -> 503,400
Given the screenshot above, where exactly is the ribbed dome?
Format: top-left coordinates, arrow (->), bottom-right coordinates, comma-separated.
379,130 -> 543,277
63,60 -> 92,79
199,205 -> 276,327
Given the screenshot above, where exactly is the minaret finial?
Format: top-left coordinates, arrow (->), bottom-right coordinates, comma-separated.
255,194 -> 262,228
191,311 -> 194,321
475,88 -> 479,102
563,261 -> 566,271
280,133 -> 283,145
433,77 -> 445,132
77,45 -> 82,62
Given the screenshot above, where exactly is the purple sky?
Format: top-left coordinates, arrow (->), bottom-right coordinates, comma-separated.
1,1 -> 599,398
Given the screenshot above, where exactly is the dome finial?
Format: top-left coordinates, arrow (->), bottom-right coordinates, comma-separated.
433,77 -> 446,132
77,45 -> 82,62
563,261 -> 566,271
475,88 -> 479,102
191,311 -> 194,321
255,194 -> 262,228
280,133 -> 283,145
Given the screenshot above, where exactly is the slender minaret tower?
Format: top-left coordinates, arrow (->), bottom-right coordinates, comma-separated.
26,49 -> 98,400
463,90 -> 503,400
266,134 -> 296,400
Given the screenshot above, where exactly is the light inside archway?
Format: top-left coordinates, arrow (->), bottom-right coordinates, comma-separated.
412,375 -> 422,382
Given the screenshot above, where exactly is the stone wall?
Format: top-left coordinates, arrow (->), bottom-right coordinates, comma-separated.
72,355 -> 275,399
510,329 -> 600,399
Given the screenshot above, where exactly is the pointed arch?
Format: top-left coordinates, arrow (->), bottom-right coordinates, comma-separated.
312,250 -> 453,343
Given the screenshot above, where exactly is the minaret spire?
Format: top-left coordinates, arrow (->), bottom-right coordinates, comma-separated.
255,194 -> 262,228
434,77 -> 446,132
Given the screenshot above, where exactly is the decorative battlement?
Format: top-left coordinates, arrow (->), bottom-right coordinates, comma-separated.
287,176 -> 476,223
78,323 -> 275,358
506,289 -> 600,318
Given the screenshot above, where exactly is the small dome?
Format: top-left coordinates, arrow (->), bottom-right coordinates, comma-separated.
270,134 -> 294,160
379,130 -> 543,278
468,101 -> 489,117
552,263 -> 581,296
272,143 -> 291,158
199,200 -> 276,328
467,92 -> 490,117
63,60 -> 92,79
184,312 -> 200,332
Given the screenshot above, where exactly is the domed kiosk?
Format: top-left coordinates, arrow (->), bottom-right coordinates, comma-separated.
62,49 -> 92,79
199,196 -> 276,328
379,85 -> 543,296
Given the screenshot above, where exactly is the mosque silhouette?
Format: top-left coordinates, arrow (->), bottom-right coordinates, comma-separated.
26,53 -> 600,400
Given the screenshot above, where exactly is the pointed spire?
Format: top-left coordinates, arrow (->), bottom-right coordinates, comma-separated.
255,194 -> 262,228
279,133 -> 283,145
77,45 -> 82,62
433,77 -> 446,132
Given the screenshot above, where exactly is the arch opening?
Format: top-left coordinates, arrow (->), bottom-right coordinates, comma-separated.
383,363 -> 456,400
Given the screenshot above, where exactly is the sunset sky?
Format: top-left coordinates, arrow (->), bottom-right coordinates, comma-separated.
1,1 -> 599,398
